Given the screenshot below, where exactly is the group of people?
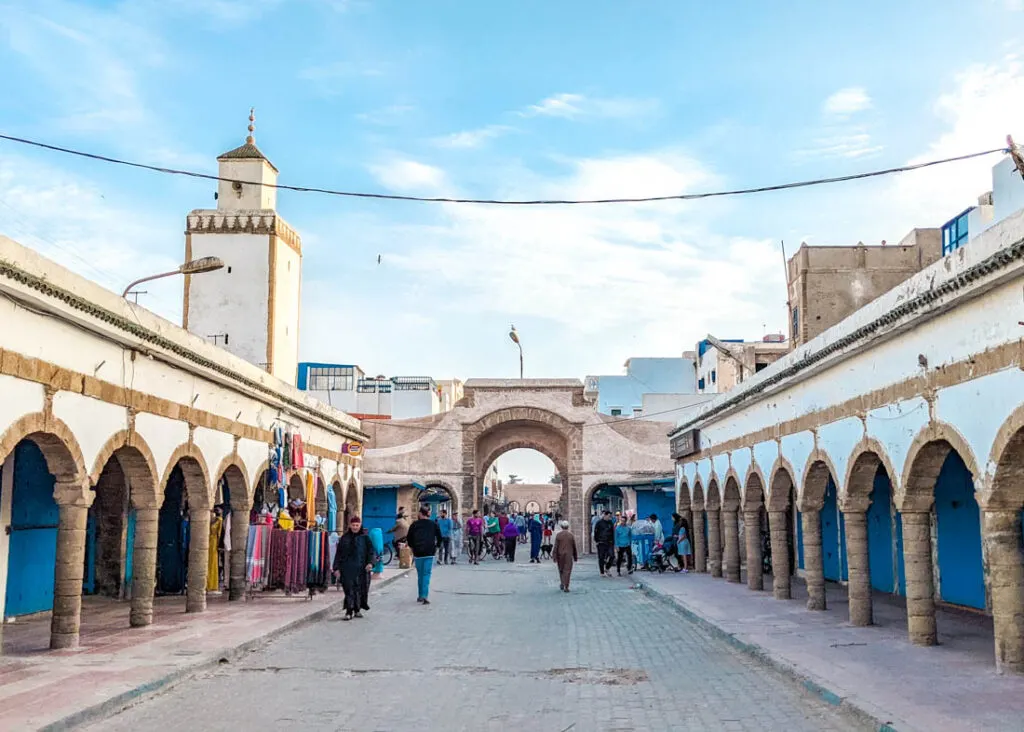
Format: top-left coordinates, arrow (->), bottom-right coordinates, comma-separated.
463,508 -> 560,564
591,510 -> 693,576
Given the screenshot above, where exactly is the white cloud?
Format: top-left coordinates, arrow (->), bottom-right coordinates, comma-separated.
376,151 -> 784,352
434,125 -> 514,149
795,128 -> 884,160
823,87 -> 872,117
520,93 -> 659,120
368,159 -> 447,192
0,153 -> 185,319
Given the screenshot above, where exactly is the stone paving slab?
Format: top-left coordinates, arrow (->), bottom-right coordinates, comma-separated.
638,570 -> 1024,732
85,557 -> 866,732
0,569 -> 409,731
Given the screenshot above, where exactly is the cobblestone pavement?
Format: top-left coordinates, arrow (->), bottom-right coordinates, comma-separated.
89,559 -> 867,732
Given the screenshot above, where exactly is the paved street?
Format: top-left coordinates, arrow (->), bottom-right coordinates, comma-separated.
89,558 -> 866,732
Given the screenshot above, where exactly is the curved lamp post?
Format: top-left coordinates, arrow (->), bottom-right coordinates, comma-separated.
509,324 -> 523,379
121,256 -> 225,298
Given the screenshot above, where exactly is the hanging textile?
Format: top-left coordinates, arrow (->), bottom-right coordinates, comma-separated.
207,513 -> 223,591
223,511 -> 232,552
305,470 -> 316,525
292,434 -> 305,469
326,484 -> 338,533
283,432 -> 293,470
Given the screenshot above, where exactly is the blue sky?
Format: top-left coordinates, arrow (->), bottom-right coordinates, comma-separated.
1,0 -> 1022,479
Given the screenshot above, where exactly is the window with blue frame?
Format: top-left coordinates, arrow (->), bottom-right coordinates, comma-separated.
711,369 -> 717,384
698,377 -> 705,390
942,208 -> 972,256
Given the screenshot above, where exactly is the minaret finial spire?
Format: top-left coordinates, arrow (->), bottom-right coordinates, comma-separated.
246,108 -> 255,144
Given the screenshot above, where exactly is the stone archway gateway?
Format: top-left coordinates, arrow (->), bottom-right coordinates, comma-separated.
361,379 -> 674,540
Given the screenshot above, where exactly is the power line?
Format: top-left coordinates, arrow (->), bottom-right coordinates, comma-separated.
0,132 -> 1008,206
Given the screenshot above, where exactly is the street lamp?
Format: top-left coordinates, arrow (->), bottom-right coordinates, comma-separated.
508,324 -> 523,379
121,256 -> 225,298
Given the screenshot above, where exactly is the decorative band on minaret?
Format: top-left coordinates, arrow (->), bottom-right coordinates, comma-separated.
247,108 -> 255,145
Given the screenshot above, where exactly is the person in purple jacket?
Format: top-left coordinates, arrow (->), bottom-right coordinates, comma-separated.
502,519 -> 520,563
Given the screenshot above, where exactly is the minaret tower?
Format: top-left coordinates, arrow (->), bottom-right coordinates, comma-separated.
183,110 -> 302,385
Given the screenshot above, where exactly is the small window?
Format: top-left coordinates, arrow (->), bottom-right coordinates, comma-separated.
610,408 -> 622,417
791,306 -> 799,340
711,369 -> 717,384
633,408 -> 643,417
698,377 -> 705,390
227,266 -> 232,274
755,362 -> 767,372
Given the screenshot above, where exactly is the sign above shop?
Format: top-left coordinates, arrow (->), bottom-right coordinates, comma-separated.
670,428 -> 700,459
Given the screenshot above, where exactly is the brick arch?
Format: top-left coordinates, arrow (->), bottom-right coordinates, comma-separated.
677,477 -> 691,510
843,437 -> 898,509
213,453 -> 251,511
160,443 -> 213,510
705,478 -> 721,510
799,449 -> 839,511
743,470 -> 765,510
985,404 -> 1024,510
691,478 -> 705,511
477,439 -> 567,483
899,421 -> 980,512
0,412 -> 87,483
423,480 -> 460,516
96,434 -> 160,510
722,473 -> 741,510
743,462 -> 768,507
767,457 -> 797,511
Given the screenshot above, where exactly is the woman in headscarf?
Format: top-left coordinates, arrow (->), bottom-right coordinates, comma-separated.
552,520 -> 578,592
528,513 -> 543,563
332,515 -> 377,620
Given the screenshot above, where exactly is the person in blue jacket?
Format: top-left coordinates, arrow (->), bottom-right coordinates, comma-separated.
614,515 -> 634,576
528,513 -> 544,563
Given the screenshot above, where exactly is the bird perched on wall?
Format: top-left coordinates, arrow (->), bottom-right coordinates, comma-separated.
918,354 -> 928,368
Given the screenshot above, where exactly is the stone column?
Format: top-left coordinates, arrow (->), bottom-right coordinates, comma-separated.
51,481 -> 94,650
744,509 -> 764,591
187,509 -> 211,613
707,509 -> 722,577
693,510 -> 707,573
842,504 -> 873,626
901,510 -> 937,646
983,509 -> 1024,672
130,507 -> 159,627
769,510 -> 791,599
723,508 -> 741,583
801,508 -> 826,610
229,504 -> 251,601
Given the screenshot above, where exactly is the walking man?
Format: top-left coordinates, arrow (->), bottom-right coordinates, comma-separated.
466,509 -> 484,564
407,507 -> 442,604
593,510 -> 615,576
553,520 -> 578,591
614,514 -> 634,576
332,515 -> 377,620
436,509 -> 453,565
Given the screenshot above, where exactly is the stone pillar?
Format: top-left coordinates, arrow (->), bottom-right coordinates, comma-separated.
707,509 -> 722,577
801,509 -> 826,611
51,481 -> 94,650
842,506 -> 873,626
768,510 -> 791,599
130,507 -> 159,627
229,505 -> 251,601
693,510 -> 706,573
901,510 -> 937,646
187,509 -> 211,613
723,508 -> 741,583
983,509 -> 1024,672
744,509 -> 764,591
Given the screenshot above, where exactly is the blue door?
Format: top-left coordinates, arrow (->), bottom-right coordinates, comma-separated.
156,467 -> 187,595
935,451 -> 984,609
362,487 -> 398,543
822,477 -> 844,581
867,469 -> 896,593
4,441 -> 59,617
636,491 -> 675,536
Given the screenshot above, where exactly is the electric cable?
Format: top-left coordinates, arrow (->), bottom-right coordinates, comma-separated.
0,132 -> 1007,206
